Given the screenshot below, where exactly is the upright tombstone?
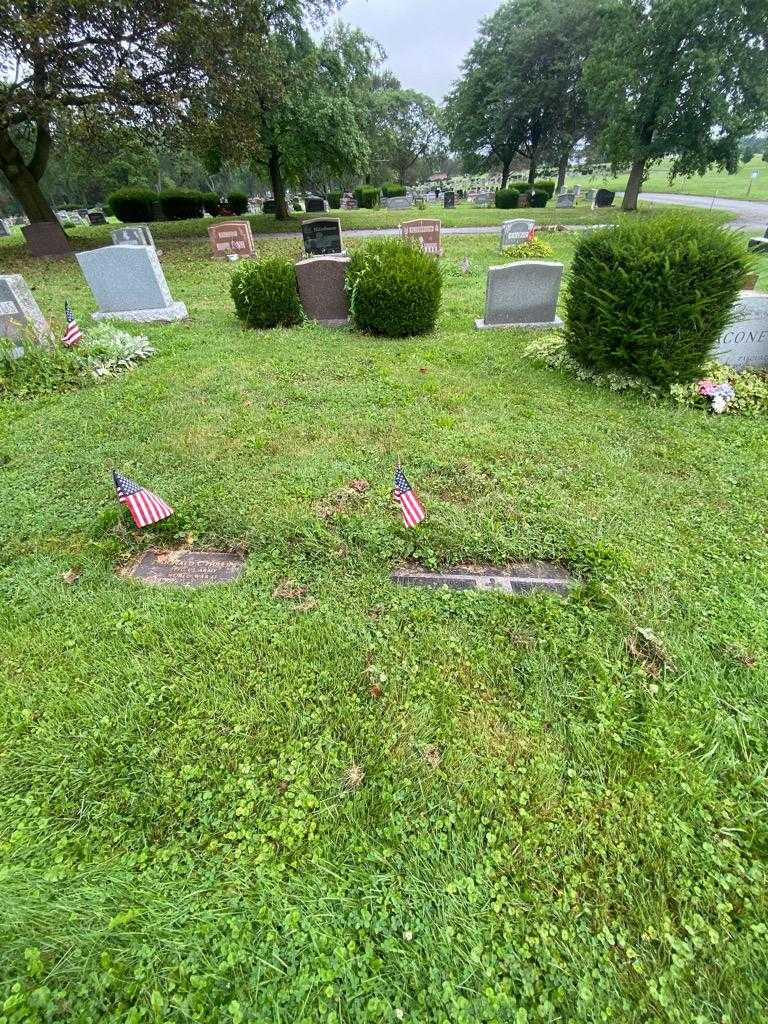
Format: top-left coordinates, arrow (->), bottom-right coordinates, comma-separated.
400,218 -> 442,256
305,196 -> 328,213
556,193 -> 575,208
0,274 -> 50,342
516,192 -> 530,209
262,199 -> 277,215
77,208 -> 89,218
585,188 -> 597,203
301,217 -> 343,256
76,244 -> 187,322
22,222 -> 72,258
594,189 -> 615,208
443,190 -> 455,209
111,224 -> 155,248
207,220 -> 254,258
475,261 -> 564,330
0,220 -> 10,238
473,190 -> 494,208
500,219 -> 536,250
88,210 -> 108,225
425,191 -> 437,203
747,227 -> 768,254
295,255 -> 350,326
711,292 -> 768,369
383,196 -> 414,211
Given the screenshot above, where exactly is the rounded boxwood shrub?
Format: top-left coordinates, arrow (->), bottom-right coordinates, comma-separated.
159,188 -> 204,220
533,179 -> 556,197
228,191 -> 248,215
353,186 -> 380,209
347,239 -> 441,338
107,186 -> 157,223
495,188 -> 521,209
381,182 -> 406,198
327,190 -> 342,209
230,257 -> 302,329
564,213 -> 751,386
201,192 -> 221,215
526,189 -> 549,208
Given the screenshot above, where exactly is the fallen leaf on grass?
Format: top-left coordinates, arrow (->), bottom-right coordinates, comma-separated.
344,764 -> 365,790
423,745 -> 442,769
62,568 -> 81,585
272,580 -> 307,600
369,683 -> 383,699
626,628 -> 673,679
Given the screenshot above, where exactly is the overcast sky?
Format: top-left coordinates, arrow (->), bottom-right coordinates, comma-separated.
330,0 -> 499,100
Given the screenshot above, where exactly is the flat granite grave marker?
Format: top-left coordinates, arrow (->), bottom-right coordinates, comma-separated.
208,220 -> 254,258
22,221 -> 72,258
295,255 -> 350,326
392,562 -> 571,596
711,291 -> 768,369
111,225 -> 155,248
124,549 -> 246,587
476,260 -> 564,330
400,218 -> 442,255
76,244 -> 187,322
0,274 -> 49,342
302,217 -> 343,256
501,219 -> 535,249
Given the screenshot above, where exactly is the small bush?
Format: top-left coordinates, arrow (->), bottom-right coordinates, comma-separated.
495,188 -> 521,209
564,213 -> 751,386
230,257 -> 302,329
328,191 -> 342,209
107,186 -> 157,223
502,237 -> 555,260
201,192 -> 221,215
228,192 -> 248,215
347,239 -> 441,338
381,182 -> 406,198
533,179 -> 556,197
159,188 -> 204,220
353,186 -> 380,209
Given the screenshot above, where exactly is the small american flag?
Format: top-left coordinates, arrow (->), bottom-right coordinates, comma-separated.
62,301 -> 82,347
394,466 -> 426,528
113,470 -> 173,528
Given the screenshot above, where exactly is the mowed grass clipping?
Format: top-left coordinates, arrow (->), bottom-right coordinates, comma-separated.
1,223 -> 767,1024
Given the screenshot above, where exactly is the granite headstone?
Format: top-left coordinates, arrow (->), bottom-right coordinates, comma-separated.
88,211 -> 108,225
475,260 -> 564,330
594,189 -> 615,208
711,292 -> 768,369
305,196 -> 328,213
556,193 -> 575,208
0,274 -> 49,342
208,220 -> 254,258
501,219 -> 536,249
443,190 -> 455,209
400,218 -> 442,255
301,218 -> 343,256
262,199 -> 277,215
295,255 -> 350,326
0,220 -> 9,237
76,244 -> 187,322
111,225 -> 155,248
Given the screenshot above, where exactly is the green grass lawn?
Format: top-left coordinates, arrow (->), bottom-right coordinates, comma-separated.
1,221 -> 768,1023
579,155 -> 768,203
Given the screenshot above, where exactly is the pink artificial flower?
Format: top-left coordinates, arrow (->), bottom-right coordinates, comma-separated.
697,379 -> 716,397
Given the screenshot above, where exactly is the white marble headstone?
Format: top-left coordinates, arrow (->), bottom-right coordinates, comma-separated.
0,220 -> 10,237
111,225 -> 155,248
76,245 -> 186,322
0,274 -> 49,343
712,292 -> 768,369
476,261 -> 564,330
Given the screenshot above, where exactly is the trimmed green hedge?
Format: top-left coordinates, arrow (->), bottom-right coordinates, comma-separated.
347,239 -> 441,338
107,187 -> 157,223
159,188 -> 204,220
230,257 -> 302,329
381,182 -> 406,198
353,186 -> 380,209
328,191 -> 342,209
495,188 -> 521,209
228,192 -> 248,215
564,213 -> 751,385
201,192 -> 221,216
533,179 -> 556,197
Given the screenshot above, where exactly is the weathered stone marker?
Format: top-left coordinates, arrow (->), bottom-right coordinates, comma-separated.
123,550 -> 246,587
392,563 -> 571,596
76,244 -> 187,322
0,274 -> 49,342
111,225 -> 155,248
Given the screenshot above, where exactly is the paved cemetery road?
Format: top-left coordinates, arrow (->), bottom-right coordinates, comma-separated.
636,191 -> 768,233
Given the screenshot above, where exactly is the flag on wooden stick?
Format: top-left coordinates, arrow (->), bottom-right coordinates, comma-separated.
394,465 -> 426,528
62,301 -> 82,347
113,470 -> 173,528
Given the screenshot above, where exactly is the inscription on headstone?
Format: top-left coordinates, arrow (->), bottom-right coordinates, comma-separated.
124,549 -> 246,587
712,292 -> 768,369
400,218 -> 442,256
301,217 -> 343,256
501,219 -> 535,249
208,220 -> 254,257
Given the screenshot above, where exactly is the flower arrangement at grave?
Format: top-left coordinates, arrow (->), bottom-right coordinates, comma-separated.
501,237 -> 555,260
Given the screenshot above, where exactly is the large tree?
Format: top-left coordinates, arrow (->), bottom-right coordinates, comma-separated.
584,0 -> 768,211
371,89 -> 444,185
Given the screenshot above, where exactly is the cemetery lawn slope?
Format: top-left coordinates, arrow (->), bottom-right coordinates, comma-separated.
1,225 -> 767,1023
590,155 -> 768,203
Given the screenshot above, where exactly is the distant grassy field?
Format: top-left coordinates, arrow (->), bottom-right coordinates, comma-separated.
1,211 -> 767,1022
576,155 -> 768,203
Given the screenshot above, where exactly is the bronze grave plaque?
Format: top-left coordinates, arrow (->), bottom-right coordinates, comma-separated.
123,549 -> 246,587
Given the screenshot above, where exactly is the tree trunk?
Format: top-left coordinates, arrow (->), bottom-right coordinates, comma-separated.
527,158 -> 537,185
556,150 -> 569,193
500,159 -> 511,189
268,144 -> 290,220
622,158 -> 646,211
0,128 -> 58,224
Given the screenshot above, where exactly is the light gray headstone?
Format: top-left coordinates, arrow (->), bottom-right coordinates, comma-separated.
556,194 -> 575,208
0,274 -> 49,343
711,292 -> 768,369
0,220 -> 10,237
76,244 -> 187,322
585,189 -> 597,202
383,196 -> 414,210
501,219 -> 536,249
111,225 -> 155,248
475,261 -> 564,330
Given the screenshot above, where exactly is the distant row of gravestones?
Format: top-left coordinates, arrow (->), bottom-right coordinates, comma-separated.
556,188 -> 616,209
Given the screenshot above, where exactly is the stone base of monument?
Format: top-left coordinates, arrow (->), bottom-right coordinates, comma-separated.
92,301 -> 188,323
475,315 -> 563,330
392,562 -> 571,596
747,237 -> 768,253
